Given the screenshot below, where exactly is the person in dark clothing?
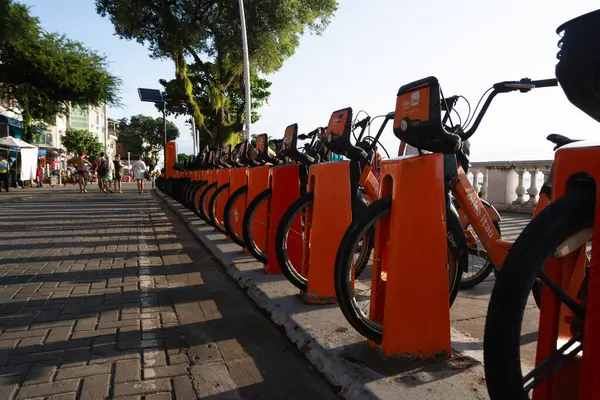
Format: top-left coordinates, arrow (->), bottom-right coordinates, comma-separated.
0,155 -> 9,192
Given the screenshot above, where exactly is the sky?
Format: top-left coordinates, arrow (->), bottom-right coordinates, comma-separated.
20,0 -> 600,162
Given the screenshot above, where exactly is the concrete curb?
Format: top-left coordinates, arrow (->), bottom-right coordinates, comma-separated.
154,189 -> 488,400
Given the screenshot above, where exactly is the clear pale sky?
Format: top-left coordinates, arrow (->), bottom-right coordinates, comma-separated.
21,0 -> 600,161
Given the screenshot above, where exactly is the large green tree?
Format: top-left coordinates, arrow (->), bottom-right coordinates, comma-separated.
96,0 -> 337,144
0,0 -> 121,142
117,115 -> 179,169
62,129 -> 103,161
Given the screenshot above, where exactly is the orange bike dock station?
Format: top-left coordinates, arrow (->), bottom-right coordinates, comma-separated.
227,166 -> 249,244
246,165 -> 271,265
214,168 -> 231,228
371,153 -> 451,358
302,161 -> 354,304
532,144 -> 600,400
265,164 -> 303,275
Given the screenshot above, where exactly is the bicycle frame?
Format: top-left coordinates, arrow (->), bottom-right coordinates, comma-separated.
451,166 -> 550,268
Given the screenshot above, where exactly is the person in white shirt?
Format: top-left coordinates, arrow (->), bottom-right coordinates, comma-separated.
132,159 -> 147,194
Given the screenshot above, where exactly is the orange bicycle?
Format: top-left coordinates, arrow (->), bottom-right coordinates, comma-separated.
334,75 -> 561,343
484,9 -> 598,399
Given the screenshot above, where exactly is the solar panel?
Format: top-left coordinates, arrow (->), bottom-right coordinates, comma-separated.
137,88 -> 164,103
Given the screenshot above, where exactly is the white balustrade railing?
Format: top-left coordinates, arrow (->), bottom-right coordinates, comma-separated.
468,160 -> 553,213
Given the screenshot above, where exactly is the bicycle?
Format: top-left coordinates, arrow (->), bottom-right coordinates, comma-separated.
274,109 -> 389,292
241,132 -> 322,264
334,74 -> 560,344
484,9 -> 598,399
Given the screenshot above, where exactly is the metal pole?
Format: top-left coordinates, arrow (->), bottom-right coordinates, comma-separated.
163,102 -> 167,171
191,116 -> 197,155
238,0 -> 252,140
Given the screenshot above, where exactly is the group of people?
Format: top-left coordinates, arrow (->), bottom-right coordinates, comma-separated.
74,152 -> 148,194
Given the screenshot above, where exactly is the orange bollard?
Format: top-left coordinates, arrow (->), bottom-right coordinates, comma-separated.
531,143 -> 600,400
246,165 -> 270,259
304,161 -> 353,304
370,154 -> 451,358
265,164 -> 302,274
228,166 -> 248,244
165,141 -> 176,179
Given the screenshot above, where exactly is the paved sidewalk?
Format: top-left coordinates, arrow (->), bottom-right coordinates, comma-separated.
0,189 -> 336,399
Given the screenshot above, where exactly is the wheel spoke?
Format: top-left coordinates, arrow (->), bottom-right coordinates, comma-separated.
538,271 -> 585,319
523,334 -> 582,392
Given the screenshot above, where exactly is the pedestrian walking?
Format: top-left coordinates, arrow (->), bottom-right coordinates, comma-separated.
132,158 -> 147,194
0,155 -> 10,192
112,154 -> 124,193
95,152 -> 106,192
101,154 -> 114,193
74,152 -> 92,193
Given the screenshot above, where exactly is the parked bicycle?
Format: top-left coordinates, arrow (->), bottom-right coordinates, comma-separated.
484,9 -> 598,399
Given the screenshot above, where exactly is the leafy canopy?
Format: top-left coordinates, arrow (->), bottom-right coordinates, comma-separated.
0,0 -> 121,141
62,129 -> 103,161
96,0 -> 337,144
116,115 -> 179,169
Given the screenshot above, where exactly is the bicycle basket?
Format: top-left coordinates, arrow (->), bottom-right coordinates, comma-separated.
556,9 -> 600,123
324,107 -> 353,155
393,77 -> 460,154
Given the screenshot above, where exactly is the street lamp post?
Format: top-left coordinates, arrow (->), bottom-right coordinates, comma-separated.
238,0 -> 252,140
137,88 -> 168,172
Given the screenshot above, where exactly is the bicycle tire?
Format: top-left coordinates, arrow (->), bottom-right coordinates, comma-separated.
198,182 -> 218,222
459,220 -> 501,289
207,183 -> 230,234
484,188 -> 594,400
242,188 -> 271,264
189,181 -> 206,217
223,185 -> 248,247
335,196 -> 464,344
275,193 -> 373,292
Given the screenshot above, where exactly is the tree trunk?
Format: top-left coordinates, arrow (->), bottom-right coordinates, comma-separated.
172,50 -> 212,145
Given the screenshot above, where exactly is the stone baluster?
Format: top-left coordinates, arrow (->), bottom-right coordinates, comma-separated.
471,168 -> 480,196
479,169 -> 489,199
526,168 -> 540,208
512,168 -> 526,205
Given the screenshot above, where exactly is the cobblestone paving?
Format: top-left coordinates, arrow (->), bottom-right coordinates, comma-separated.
0,187 -> 336,399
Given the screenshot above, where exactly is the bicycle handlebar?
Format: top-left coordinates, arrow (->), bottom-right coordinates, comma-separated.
461,78 -> 558,140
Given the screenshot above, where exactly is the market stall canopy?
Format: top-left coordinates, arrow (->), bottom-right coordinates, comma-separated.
0,136 -> 37,149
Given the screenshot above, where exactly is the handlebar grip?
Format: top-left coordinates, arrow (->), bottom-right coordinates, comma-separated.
298,134 -> 309,140
354,116 -> 371,129
531,78 -> 558,88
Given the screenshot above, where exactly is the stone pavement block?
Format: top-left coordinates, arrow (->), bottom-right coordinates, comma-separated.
23,363 -> 57,386
46,326 -> 72,343
190,363 -> 239,398
55,364 -> 110,380
143,364 -> 188,379
0,328 -> 49,340
113,378 -> 171,397
79,373 -> 110,400
60,348 -> 91,368
172,376 -> 196,400
15,379 -> 80,399
114,359 -> 141,383
143,348 -> 167,368
6,350 -> 63,365
46,391 -> 77,400
145,392 -> 172,400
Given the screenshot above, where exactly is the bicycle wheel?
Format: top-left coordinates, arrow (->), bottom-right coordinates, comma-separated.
207,183 -> 230,234
189,181 -> 206,217
335,196 -> 464,343
459,220 -> 501,289
484,188 -> 594,400
242,189 -> 271,264
198,182 -> 218,222
275,193 -> 373,292
223,185 -> 248,247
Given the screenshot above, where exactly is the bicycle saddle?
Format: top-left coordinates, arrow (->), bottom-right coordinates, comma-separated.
546,133 -> 580,150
